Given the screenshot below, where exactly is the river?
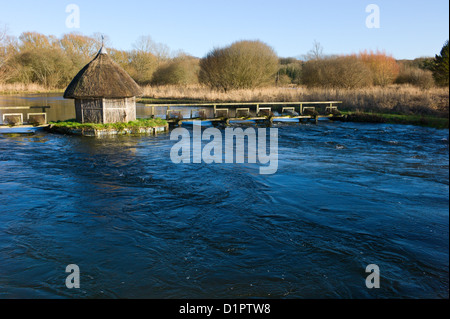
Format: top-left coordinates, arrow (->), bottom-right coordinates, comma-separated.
0,94 -> 448,298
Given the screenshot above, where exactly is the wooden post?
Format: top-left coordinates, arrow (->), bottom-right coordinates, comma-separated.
314,115 -> 319,125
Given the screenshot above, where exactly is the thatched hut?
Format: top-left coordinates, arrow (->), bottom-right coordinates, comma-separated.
64,47 -> 143,124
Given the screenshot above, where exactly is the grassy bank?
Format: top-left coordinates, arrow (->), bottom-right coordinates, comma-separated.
49,118 -> 168,131
340,112 -> 449,129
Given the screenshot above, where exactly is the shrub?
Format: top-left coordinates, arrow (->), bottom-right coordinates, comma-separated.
199,40 -> 279,91
11,48 -> 73,87
358,50 -> 400,86
126,50 -> 158,85
278,58 -> 302,85
151,55 -> 200,86
301,55 -> 373,89
395,65 -> 435,89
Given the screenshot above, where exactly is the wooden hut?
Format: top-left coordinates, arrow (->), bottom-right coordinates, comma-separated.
64,47 -> 143,124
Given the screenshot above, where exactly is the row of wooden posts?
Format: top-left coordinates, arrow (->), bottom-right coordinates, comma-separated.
144,101 -> 343,125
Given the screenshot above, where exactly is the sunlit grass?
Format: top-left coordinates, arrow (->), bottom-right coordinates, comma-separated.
49,117 -> 168,131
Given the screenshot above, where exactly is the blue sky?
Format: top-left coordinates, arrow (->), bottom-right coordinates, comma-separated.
0,0 -> 448,59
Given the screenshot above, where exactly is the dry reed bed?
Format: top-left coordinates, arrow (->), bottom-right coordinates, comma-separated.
142,85 -> 449,116
0,83 -> 62,94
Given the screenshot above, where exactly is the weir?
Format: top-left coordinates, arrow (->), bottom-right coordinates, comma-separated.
143,101 -> 344,125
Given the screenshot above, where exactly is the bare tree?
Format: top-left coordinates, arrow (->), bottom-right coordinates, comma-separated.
303,40 -> 324,61
133,35 -> 171,60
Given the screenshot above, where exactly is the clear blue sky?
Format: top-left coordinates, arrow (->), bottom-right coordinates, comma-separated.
0,0 -> 448,59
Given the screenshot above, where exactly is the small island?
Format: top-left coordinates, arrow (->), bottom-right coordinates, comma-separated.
46,117 -> 168,137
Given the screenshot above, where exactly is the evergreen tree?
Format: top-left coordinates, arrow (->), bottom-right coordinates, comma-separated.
432,40 -> 449,86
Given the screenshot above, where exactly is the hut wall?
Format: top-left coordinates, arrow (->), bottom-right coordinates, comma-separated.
103,97 -> 136,123
76,99 -> 103,124
75,97 -> 136,124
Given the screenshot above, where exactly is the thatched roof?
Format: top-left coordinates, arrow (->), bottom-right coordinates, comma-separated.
64,48 -> 143,99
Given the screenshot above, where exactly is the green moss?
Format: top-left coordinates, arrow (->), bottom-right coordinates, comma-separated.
49,118 -> 168,131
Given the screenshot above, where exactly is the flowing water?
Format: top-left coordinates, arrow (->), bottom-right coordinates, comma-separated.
0,95 -> 448,298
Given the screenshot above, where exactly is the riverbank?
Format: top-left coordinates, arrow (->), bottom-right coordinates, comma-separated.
339,112 -> 449,129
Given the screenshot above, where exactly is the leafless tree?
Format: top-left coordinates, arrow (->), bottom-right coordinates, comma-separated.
133,35 -> 171,60
303,40 -> 324,61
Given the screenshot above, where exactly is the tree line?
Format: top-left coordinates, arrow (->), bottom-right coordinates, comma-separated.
0,30 -> 448,91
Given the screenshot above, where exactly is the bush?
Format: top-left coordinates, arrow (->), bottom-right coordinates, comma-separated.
199,40 -> 279,91
395,65 -> 435,89
126,50 -> 158,85
301,56 -> 373,89
359,50 -> 400,86
278,58 -> 302,85
151,55 -> 200,86
11,48 -> 73,87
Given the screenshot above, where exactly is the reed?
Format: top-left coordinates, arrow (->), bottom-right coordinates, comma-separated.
0,83 -> 63,94
140,84 -> 449,117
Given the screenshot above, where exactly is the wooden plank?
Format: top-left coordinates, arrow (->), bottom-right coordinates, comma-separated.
143,101 -> 342,108
0,106 -> 31,110
0,106 -> 51,110
166,114 -> 343,123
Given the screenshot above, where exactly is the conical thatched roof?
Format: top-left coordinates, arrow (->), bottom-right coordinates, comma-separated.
64,48 -> 143,99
